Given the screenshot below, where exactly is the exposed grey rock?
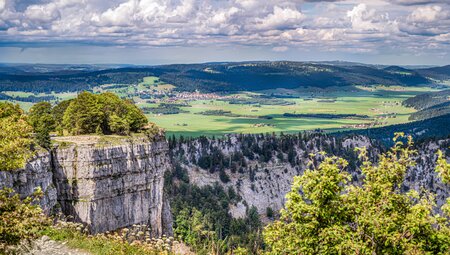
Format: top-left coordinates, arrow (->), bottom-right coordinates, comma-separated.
0,137 -> 173,237
52,139 -> 171,236
0,151 -> 57,214
176,135 -> 450,220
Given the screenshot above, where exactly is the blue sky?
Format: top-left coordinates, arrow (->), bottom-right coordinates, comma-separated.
0,0 -> 449,65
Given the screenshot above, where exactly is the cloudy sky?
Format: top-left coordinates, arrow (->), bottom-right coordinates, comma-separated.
0,0 -> 449,65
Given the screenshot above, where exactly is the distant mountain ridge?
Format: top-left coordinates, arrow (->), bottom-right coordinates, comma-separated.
0,61 -> 448,93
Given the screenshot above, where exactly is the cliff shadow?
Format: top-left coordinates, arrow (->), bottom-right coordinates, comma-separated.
50,145 -> 83,225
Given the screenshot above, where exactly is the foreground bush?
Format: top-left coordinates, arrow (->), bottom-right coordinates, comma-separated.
0,188 -> 50,250
0,186 -> 177,254
264,133 -> 450,254
0,102 -> 33,171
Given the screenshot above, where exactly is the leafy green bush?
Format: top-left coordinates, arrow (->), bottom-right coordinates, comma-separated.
264,133 -> 450,254
0,187 -> 50,250
0,102 -> 34,171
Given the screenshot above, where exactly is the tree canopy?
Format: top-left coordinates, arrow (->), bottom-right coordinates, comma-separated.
28,102 -> 55,148
264,134 -> 450,254
0,102 -> 33,171
62,91 -> 148,135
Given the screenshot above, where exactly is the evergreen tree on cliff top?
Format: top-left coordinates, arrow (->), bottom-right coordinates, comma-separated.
264,133 -> 450,254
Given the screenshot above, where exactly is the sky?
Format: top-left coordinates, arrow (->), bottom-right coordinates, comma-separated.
0,0 -> 449,65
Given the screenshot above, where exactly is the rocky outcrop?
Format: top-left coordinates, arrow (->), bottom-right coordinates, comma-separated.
52,139 -> 171,235
0,136 -> 173,236
0,151 -> 57,213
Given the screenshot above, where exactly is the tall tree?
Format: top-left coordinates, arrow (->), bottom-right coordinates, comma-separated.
52,99 -> 73,135
63,91 -> 104,135
28,102 -> 55,148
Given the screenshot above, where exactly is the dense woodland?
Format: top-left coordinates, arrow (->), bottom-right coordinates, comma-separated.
402,89 -> 450,110
0,69 -> 157,93
0,93 -> 56,103
62,92 -> 148,135
336,113 -> 450,145
165,133 -> 380,253
401,89 -> 450,121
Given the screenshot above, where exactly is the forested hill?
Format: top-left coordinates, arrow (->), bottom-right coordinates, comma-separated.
401,89 -> 450,121
0,61 -> 444,93
416,65 -> 450,81
335,113 -> 450,145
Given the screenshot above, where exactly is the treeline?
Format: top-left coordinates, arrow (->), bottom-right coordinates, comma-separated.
220,97 -> 295,106
401,89 -> 450,121
142,103 -> 190,115
409,101 -> 450,121
416,65 -> 450,80
168,133 -> 380,185
0,68 -> 158,93
283,113 -> 370,119
0,93 -> 56,102
159,62 -> 432,92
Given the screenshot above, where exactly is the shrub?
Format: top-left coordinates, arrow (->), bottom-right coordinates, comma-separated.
0,102 -> 34,171
0,187 -> 51,249
264,133 -> 450,254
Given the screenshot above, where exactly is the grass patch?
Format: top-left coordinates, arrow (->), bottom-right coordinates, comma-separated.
42,224 -> 170,255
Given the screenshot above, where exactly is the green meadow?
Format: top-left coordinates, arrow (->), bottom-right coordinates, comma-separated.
144,84 -> 441,137
0,76 -> 444,137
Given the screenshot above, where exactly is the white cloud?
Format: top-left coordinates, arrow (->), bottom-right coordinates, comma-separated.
409,5 -> 445,22
255,6 -> 304,30
272,46 -> 289,52
25,3 -> 61,23
0,0 -> 448,60
0,0 -> 5,12
347,4 -> 379,31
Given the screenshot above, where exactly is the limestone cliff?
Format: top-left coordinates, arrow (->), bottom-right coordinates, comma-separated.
0,151 -> 57,214
0,136 -> 173,236
170,134 -> 450,221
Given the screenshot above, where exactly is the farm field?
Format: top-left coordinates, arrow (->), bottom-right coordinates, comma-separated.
150,92 -> 419,137
0,76 -> 444,137
133,78 -> 442,136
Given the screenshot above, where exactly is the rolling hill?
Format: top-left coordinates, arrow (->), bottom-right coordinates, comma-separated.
0,61 -> 442,93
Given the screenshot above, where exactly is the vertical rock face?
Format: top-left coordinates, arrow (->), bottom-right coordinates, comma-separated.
0,137 -> 173,236
52,139 -> 171,235
172,134 -> 450,220
0,151 -> 57,213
